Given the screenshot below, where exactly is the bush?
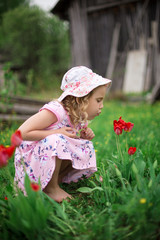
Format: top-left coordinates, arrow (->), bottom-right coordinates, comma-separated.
0,5 -> 70,91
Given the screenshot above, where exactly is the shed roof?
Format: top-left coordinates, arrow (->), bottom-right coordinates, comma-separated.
51,0 -> 71,20
51,0 -> 142,19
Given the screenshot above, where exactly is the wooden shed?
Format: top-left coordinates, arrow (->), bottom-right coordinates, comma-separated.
51,0 -> 160,96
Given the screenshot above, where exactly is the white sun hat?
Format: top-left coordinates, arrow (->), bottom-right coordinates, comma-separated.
58,66 -> 112,102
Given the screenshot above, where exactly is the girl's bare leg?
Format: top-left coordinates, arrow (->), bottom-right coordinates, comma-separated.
43,157 -> 72,202
58,160 -> 72,183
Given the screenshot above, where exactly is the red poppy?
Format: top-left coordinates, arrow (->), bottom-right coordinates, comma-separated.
11,130 -> 22,147
30,182 -> 40,192
0,145 -> 15,168
4,196 -> 8,200
128,147 -> 136,155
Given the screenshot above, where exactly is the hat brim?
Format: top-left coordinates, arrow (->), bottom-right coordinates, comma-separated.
58,78 -> 112,102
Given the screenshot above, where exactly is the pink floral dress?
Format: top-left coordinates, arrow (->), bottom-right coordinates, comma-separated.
14,101 -> 97,191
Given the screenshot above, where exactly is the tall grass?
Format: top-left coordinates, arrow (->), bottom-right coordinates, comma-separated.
0,100 -> 160,239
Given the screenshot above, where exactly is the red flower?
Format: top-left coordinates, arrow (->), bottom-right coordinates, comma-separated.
0,130 -> 22,169
128,147 -> 136,155
0,145 -> 15,168
30,182 -> 40,192
4,196 -> 8,200
118,117 -> 126,128
124,122 -> 134,132
113,117 -> 125,135
6,146 -> 15,158
113,117 -> 134,135
11,130 -> 22,147
113,123 -> 123,135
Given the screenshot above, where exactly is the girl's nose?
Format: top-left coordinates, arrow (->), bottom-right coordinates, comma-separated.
100,103 -> 103,109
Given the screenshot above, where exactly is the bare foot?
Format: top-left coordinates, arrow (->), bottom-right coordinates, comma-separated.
44,186 -> 72,203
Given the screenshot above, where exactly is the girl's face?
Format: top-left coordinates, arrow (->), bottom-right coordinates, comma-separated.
86,85 -> 107,120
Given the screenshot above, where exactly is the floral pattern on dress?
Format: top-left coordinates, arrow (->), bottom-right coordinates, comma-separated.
14,101 -> 97,191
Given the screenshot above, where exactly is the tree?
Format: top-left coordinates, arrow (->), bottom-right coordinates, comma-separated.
0,0 -> 29,23
0,5 -> 70,89
39,16 -> 70,77
1,6 -> 46,71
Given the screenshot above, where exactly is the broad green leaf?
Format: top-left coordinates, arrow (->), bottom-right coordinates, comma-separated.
77,186 -> 103,193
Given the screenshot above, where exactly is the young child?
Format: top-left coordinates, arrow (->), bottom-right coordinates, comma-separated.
14,66 -> 112,202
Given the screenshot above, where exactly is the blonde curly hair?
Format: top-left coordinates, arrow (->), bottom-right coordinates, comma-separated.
61,92 -> 93,127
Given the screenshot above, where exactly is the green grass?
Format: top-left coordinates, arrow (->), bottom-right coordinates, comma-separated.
0,100 -> 160,240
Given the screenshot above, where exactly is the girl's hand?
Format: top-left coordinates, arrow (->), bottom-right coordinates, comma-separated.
80,128 -> 95,140
55,127 -> 77,138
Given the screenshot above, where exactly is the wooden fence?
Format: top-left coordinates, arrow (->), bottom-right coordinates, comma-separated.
0,95 -> 47,122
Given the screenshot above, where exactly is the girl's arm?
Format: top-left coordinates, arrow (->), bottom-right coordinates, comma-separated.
19,109 -> 76,141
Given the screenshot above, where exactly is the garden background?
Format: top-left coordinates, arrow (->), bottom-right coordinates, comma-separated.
0,1 -> 160,239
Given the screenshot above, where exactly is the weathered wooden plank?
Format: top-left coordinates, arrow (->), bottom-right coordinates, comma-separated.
87,0 -> 140,13
0,114 -> 31,121
0,95 -> 48,121
144,43 -> 153,91
88,10 -> 114,75
69,0 -> 90,67
0,95 -> 48,105
150,80 -> 160,104
0,103 -> 40,115
106,22 -> 121,79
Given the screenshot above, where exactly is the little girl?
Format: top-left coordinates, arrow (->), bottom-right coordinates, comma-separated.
14,66 -> 112,202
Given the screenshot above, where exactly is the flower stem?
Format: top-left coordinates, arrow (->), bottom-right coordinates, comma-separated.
117,136 -> 124,163
116,135 -> 124,163
125,132 -> 128,153
116,134 -> 119,156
